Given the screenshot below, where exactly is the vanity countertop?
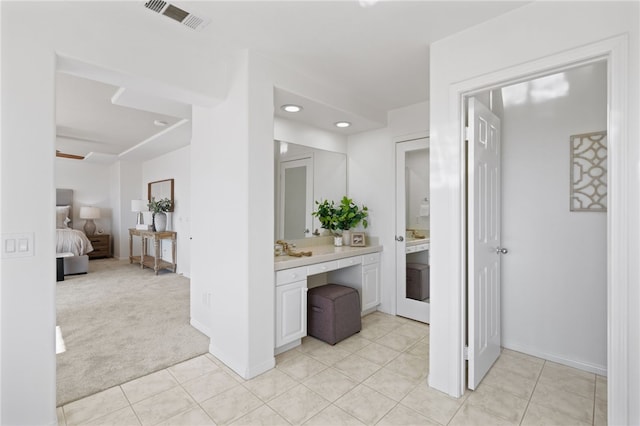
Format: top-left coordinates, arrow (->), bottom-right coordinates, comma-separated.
406,238 -> 430,247
274,244 -> 382,271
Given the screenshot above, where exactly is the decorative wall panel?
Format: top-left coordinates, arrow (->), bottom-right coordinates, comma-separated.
570,131 -> 607,212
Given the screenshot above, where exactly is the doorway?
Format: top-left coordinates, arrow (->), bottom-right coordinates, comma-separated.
465,62 -> 608,389
395,137 -> 430,323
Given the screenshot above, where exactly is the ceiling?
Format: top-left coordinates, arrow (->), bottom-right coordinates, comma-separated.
56,1 -> 529,162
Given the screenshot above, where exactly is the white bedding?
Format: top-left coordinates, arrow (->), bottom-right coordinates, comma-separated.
56,229 -> 94,256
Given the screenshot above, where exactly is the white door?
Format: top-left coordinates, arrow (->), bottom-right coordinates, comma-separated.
467,97 -> 503,389
279,158 -> 313,240
396,138 -> 430,323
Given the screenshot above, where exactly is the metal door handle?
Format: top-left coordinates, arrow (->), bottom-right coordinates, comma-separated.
496,247 -> 508,254
396,236 -> 404,242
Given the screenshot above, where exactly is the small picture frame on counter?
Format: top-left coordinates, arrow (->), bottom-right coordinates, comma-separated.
350,232 -> 366,247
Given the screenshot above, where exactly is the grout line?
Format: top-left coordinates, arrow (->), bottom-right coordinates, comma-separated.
518,359 -> 546,425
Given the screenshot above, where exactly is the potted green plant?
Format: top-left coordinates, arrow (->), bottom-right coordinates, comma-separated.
335,196 -> 368,246
148,197 -> 173,232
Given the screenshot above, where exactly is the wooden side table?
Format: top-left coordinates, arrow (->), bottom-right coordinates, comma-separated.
88,234 -> 111,259
128,229 -> 177,275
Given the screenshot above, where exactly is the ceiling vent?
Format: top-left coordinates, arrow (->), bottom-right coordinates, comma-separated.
144,0 -> 210,31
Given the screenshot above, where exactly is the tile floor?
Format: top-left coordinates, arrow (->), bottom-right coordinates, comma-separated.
57,312 -> 607,425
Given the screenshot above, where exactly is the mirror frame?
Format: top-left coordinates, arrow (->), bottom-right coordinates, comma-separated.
148,178 -> 174,212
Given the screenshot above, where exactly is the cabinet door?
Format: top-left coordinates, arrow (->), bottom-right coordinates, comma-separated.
275,280 -> 307,347
361,263 -> 380,312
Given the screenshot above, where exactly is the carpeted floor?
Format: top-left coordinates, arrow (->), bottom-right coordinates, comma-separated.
56,258 -> 209,406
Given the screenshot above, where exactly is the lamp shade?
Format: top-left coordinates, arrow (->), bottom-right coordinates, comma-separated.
131,200 -> 149,213
79,206 -> 101,220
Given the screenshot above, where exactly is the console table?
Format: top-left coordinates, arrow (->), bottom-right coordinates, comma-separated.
129,229 -> 177,275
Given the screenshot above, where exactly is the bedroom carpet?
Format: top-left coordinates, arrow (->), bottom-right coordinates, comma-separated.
56,258 -> 209,406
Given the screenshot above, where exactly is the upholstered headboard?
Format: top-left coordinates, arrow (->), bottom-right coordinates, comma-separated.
56,188 -> 74,227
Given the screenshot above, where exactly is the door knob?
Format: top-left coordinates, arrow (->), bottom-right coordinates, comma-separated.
395,236 -> 404,242
496,247 -> 508,254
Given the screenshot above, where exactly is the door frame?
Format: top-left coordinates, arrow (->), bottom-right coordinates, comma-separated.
444,35 -> 628,424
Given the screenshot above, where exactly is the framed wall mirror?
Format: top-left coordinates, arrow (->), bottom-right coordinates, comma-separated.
148,178 -> 174,211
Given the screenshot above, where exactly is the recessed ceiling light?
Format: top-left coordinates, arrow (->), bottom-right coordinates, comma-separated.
154,119 -> 169,127
335,121 -> 351,128
281,104 -> 303,113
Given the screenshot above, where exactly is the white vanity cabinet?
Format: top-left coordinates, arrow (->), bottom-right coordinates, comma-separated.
275,267 -> 308,348
361,252 -> 381,312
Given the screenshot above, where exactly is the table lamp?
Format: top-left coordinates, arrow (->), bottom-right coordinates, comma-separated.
131,200 -> 150,230
79,206 -> 101,236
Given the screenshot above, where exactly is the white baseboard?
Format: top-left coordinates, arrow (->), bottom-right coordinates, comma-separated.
209,342 -> 275,380
503,341 -> 607,376
190,318 -> 212,338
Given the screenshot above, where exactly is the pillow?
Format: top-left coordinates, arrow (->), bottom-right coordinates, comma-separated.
56,206 -> 70,229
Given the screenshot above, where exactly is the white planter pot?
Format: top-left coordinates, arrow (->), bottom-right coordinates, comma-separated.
342,230 -> 351,246
334,236 -> 343,247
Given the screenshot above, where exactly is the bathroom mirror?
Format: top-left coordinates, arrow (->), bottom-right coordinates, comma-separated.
148,178 -> 174,212
275,141 -> 347,240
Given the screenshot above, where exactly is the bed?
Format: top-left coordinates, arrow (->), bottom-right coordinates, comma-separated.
56,189 -> 93,276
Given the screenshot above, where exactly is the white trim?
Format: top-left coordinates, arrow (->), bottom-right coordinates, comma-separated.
503,343 -> 607,377
392,131 -> 429,144
208,341 -> 275,380
190,318 -> 212,338
447,35 -> 628,425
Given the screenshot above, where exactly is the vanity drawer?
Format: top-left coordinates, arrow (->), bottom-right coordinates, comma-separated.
405,245 -> 417,254
338,256 -> 362,269
362,252 -> 380,265
276,266 -> 308,286
307,260 -> 339,276
415,243 -> 429,252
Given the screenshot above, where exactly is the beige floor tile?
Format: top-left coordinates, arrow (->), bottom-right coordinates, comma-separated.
363,367 -> 421,401
359,324 -> 392,341
595,397 -> 608,426
530,381 -> 594,424
400,383 -> 463,425
521,402 -> 591,426
200,385 -> 264,425
168,355 -> 219,384
156,407 -> 216,426
334,334 -> 372,353
276,353 -> 327,381
243,368 -> 299,402
275,348 -> 303,365
537,369 -> 595,400
501,348 -> 545,365
354,342 -> 400,366
131,387 -> 197,425
298,336 -> 328,354
334,384 -> 397,425
376,404 -> 439,426
303,404 -> 365,426
57,407 -> 67,426
332,353 -> 381,382
63,387 -> 130,425
268,384 -> 330,425
483,362 -> 538,400
385,352 -> 428,380
393,322 -> 429,340
376,332 -> 420,352
230,404 -> 289,426
407,338 -> 429,358
121,369 -> 180,404
466,382 -> 528,423
84,406 -> 141,426
596,375 -> 608,402
303,342 -> 352,366
542,361 -> 596,381
491,353 -> 544,382
303,368 -> 359,402
449,404 -> 517,426
205,355 -> 248,383
182,369 -> 240,402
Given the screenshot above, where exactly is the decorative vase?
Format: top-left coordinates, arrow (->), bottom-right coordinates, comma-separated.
342,230 -> 351,246
334,236 -> 343,247
154,212 -> 167,232
165,212 -> 172,231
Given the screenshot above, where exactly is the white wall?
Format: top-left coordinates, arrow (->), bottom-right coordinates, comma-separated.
500,62 -> 607,373
274,117 -> 348,154
142,145 -> 191,277
348,102 -> 429,314
55,158 -> 114,235
0,2 -> 224,423
428,3 -> 639,424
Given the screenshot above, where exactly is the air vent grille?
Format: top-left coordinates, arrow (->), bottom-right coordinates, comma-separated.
144,0 -> 210,31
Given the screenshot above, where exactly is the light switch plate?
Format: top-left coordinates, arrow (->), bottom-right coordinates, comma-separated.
1,233 -> 34,258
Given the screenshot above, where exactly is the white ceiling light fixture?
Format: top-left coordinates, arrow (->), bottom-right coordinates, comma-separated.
335,121 -> 351,128
281,104 -> 303,113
